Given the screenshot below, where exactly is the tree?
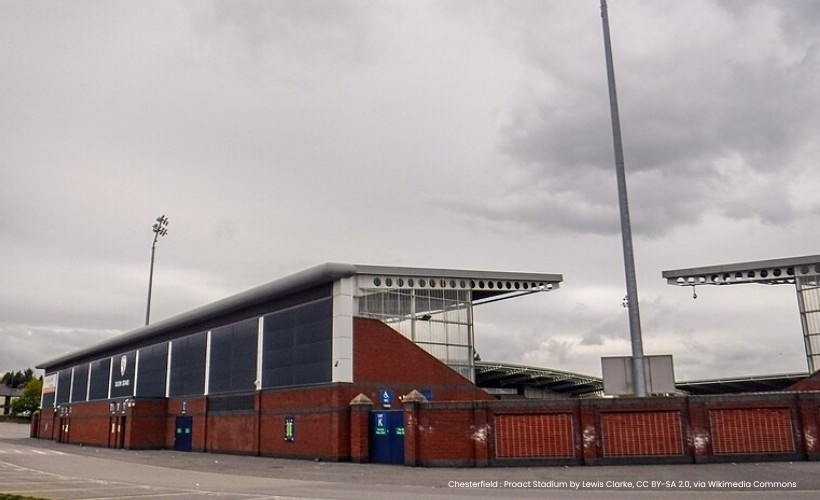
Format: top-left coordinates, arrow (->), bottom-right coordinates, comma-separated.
1,368 -> 35,389
11,377 -> 42,416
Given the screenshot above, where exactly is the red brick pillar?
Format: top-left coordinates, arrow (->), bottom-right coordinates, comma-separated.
349,394 -> 373,463
472,403 -> 490,467
686,397 -> 712,463
579,401 -> 600,464
797,393 -> 820,458
402,389 -> 427,467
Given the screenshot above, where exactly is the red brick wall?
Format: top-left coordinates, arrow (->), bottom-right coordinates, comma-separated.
406,402 -> 491,466
44,409 -> 57,441
262,411 -> 343,459
125,399 -> 167,449
405,393 -> 820,466
601,411 -> 684,457
353,317 -> 494,404
34,408 -> 55,440
207,413 -> 259,454
61,401 -> 112,447
349,403 -> 371,462
495,413 -> 574,458
258,385 -> 357,460
710,408 -> 795,454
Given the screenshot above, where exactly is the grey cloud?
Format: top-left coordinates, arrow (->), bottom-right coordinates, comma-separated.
0,325 -> 118,370
1,1 -> 817,381
200,0 -> 377,65
444,0 -> 820,238
579,316 -> 628,347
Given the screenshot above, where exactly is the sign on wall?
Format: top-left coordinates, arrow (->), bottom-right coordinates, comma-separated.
380,388 -> 393,407
110,351 -> 136,398
42,374 -> 56,395
284,416 -> 295,442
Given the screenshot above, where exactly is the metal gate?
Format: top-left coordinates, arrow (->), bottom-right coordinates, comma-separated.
369,410 -> 404,464
174,416 -> 193,452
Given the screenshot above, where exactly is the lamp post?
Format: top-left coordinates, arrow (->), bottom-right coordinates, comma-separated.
600,0 -> 647,396
145,215 -> 169,326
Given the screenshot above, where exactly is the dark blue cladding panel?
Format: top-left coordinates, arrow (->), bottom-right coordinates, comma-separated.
88,358 -> 111,400
136,342 -> 168,397
70,364 -> 89,403
169,332 -> 206,397
55,369 -> 71,405
261,298 -> 331,388
208,318 -> 257,395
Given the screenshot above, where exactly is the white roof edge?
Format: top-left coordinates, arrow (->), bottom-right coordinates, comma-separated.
662,254 -> 820,279
351,264 -> 562,283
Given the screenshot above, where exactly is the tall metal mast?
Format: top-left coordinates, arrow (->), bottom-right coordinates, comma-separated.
146,215 -> 169,326
600,0 -> 647,396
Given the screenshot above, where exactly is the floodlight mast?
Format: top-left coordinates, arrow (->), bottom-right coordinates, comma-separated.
145,215 -> 169,326
600,0 -> 647,397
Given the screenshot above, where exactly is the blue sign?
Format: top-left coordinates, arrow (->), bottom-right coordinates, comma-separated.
380,389 -> 394,406
374,412 -> 387,436
422,389 -> 433,401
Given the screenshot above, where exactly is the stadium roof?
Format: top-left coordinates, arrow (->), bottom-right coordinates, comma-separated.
662,254 -> 820,286
674,372 -> 809,396
475,361 -> 810,397
38,262 -> 562,370
475,361 -> 603,397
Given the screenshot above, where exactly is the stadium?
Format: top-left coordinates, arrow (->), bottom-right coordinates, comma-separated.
32,260 -> 820,466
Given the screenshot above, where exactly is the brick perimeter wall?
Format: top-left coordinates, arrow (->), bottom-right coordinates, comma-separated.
495,413 -> 574,458
601,411 -> 683,457
710,408 -> 794,454
29,390 -> 820,466
405,392 -> 820,466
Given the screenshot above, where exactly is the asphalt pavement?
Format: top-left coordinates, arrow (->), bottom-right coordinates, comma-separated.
1,421 -> 819,499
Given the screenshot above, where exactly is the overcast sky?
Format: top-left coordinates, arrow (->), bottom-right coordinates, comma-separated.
3,0 -> 820,381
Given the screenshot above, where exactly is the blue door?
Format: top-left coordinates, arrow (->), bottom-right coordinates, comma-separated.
370,410 -> 405,464
174,416 -> 193,452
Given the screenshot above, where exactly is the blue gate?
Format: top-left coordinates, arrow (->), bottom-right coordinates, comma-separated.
370,410 -> 405,464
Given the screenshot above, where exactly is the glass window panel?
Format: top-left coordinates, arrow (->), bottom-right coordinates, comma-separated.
806,313 -> 820,333
420,343 -> 447,360
449,325 -> 468,345
447,345 -> 470,363
454,366 -> 473,379
804,290 -> 820,311
356,280 -> 474,381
